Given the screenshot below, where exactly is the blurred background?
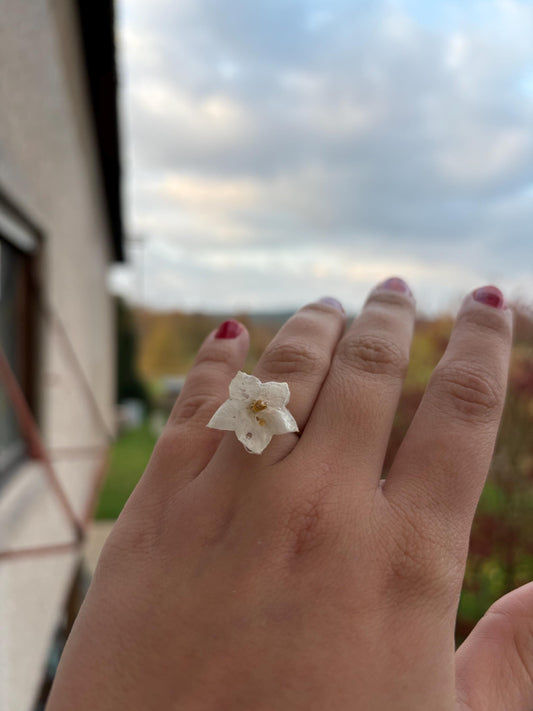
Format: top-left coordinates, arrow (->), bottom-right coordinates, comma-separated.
0,0 -> 532,709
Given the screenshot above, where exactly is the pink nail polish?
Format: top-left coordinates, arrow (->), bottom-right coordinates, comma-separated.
473,286 -> 505,309
377,277 -> 412,295
215,320 -> 242,339
319,297 -> 344,312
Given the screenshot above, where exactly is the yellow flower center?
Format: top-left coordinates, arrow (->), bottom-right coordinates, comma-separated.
250,399 -> 267,413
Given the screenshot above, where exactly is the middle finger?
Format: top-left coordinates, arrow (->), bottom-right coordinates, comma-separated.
296,278 -> 416,491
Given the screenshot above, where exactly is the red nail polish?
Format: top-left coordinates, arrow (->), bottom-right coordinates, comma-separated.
215,320 -> 242,339
473,286 -> 505,309
377,277 -> 412,295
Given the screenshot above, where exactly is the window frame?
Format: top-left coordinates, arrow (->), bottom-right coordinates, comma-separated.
0,193 -> 40,484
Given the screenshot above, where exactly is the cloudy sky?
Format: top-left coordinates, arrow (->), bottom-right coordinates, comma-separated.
111,0 -> 533,315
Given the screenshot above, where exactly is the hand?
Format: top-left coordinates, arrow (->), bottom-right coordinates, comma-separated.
47,279 -> 527,711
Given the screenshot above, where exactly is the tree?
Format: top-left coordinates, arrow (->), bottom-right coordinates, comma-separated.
115,297 -> 149,406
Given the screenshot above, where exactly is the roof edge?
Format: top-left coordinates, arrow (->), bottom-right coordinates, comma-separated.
76,0 -> 124,262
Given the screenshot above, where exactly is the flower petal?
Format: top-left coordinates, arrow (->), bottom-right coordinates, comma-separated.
210,372 -> 298,453
261,380 -> 290,408
229,371 -> 261,402
264,407 -> 299,435
235,416 -> 273,455
207,400 -> 240,430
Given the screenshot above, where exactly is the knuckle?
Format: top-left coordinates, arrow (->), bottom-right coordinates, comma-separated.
171,391 -> 222,425
279,471 -> 340,560
387,539 -> 461,609
366,289 -> 414,311
194,347 -> 232,369
387,535 -> 428,593
428,361 -> 503,423
152,426 -> 172,452
98,496 -> 170,573
459,306 -> 512,342
102,521 -> 159,564
299,301 -> 343,320
261,339 -> 328,377
150,427 -> 181,463
385,503 -> 463,606
336,333 -> 408,378
153,421 -> 199,465
285,497 -> 326,558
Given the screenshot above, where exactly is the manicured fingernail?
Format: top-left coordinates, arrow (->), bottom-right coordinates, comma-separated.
319,296 -> 344,312
473,285 -> 505,309
376,277 -> 412,295
215,320 -> 242,339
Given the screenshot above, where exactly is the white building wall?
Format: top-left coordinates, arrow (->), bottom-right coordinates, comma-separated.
0,0 -> 116,444
0,0 -> 119,708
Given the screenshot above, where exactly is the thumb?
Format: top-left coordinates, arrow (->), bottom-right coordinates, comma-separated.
456,582 -> 533,711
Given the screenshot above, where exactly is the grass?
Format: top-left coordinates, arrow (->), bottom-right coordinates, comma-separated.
95,422 -> 157,519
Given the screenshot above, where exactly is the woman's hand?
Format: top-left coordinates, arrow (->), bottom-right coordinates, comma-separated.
48,279 -> 530,711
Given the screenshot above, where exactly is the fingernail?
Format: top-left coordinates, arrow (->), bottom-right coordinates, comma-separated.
319,296 -> 344,312
376,277 -> 412,295
473,285 -> 505,309
215,320 -> 242,339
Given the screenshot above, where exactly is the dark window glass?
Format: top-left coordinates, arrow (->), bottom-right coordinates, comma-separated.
0,238 -> 27,475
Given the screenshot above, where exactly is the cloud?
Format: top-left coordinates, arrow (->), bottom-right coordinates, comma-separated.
112,0 -> 533,313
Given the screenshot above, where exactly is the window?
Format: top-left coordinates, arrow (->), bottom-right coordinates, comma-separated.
0,200 -> 38,480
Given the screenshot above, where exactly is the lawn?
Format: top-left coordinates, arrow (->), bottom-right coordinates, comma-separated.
95,422 -> 157,519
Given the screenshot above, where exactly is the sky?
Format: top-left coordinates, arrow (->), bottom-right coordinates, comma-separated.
110,0 -> 533,316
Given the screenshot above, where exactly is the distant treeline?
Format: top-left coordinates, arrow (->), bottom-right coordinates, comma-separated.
131,303 -> 533,384
134,309 -> 292,378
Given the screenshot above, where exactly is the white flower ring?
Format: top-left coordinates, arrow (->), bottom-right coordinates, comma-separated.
207,371 -> 299,454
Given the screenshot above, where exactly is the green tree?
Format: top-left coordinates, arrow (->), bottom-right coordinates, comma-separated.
116,298 -> 148,405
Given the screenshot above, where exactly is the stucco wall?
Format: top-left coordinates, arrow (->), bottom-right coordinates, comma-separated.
0,0 -> 118,708
0,0 -> 116,444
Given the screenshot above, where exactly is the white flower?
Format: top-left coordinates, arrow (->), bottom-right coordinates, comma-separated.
207,371 -> 299,454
